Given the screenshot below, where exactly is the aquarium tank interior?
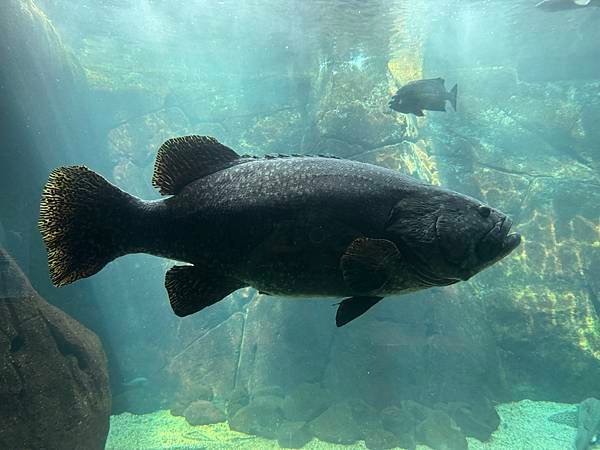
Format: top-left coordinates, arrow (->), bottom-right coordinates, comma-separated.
1,0 -> 600,449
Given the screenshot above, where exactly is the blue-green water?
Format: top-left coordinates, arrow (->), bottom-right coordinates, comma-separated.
1,0 -> 599,449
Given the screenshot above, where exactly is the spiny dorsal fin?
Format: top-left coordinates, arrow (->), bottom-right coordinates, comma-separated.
152,135 -> 239,195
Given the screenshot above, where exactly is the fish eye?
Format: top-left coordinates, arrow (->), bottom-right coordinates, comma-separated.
478,205 -> 491,218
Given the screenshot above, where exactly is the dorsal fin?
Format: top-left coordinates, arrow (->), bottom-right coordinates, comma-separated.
152,135 -> 240,195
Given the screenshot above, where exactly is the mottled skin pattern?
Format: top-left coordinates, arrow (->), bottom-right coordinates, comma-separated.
130,156 -> 519,298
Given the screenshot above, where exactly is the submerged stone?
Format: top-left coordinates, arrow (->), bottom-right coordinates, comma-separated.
415,409 -> 468,450
281,383 -> 331,422
229,395 -> 284,439
364,429 -> 401,450
309,402 -> 363,445
0,248 -> 110,449
276,421 -> 313,449
183,400 -> 226,426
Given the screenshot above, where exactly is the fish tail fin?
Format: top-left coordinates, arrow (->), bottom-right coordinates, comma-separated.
449,84 -> 458,111
39,166 -> 141,287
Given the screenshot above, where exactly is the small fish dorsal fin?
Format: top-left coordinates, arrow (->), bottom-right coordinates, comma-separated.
152,135 -> 240,195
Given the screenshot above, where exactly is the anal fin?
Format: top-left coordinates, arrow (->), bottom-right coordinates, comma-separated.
165,265 -> 244,317
336,296 -> 383,327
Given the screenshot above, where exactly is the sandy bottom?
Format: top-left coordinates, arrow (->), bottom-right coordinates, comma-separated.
106,399 -> 577,449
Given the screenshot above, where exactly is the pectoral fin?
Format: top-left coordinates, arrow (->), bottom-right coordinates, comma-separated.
165,265 -> 244,317
336,296 -> 383,327
340,238 -> 400,293
414,110 -> 425,117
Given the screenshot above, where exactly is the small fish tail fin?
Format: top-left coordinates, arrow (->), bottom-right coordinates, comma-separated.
39,166 -> 140,287
449,84 -> 458,111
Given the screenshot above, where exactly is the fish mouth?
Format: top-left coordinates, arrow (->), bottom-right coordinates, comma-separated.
498,217 -> 522,257
477,217 -> 521,266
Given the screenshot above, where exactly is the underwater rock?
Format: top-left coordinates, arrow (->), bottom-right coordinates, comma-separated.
354,141 -> 440,185
316,99 -> 403,151
276,421 -> 313,449
235,295 -> 334,393
226,385 -> 250,419
167,312 -> 244,401
313,65 -> 406,153
415,409 -> 468,450
308,401 -> 365,445
228,395 -> 284,439
348,398 -> 384,440
252,385 -> 285,399
443,399 -> 501,441
0,0 -> 95,282
364,429 -> 401,450
281,382 -> 332,422
112,384 -> 160,416
380,404 -> 420,449
183,400 -> 226,426
0,248 -> 110,449
323,293 -> 504,413
479,178 -> 600,401
576,398 -> 600,450
108,107 -> 191,184
420,61 -> 600,404
171,383 -> 215,416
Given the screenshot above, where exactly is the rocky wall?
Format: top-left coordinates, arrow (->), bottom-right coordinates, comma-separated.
0,248 -> 110,449
421,60 -> 600,402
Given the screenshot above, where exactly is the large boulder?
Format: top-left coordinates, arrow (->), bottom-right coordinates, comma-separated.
229,395 -> 285,439
322,288 -> 504,419
235,295 -> 335,393
183,400 -> 226,426
0,248 -> 110,449
166,311 -> 245,402
308,402 -> 363,445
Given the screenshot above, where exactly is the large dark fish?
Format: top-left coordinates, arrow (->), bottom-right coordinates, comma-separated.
389,78 -> 458,117
536,0 -> 595,11
39,136 -> 521,327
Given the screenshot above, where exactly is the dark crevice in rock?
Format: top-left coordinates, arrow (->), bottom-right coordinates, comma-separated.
9,335 -> 24,352
507,112 -> 593,168
474,161 -> 541,179
45,318 -> 89,372
233,292 -> 256,391
169,316 -> 237,364
586,283 -> 600,321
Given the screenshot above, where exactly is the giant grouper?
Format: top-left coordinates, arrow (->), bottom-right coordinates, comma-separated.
39,135 -> 521,326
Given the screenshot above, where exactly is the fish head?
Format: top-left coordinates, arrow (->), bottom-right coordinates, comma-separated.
386,187 -> 521,285
388,95 -> 406,112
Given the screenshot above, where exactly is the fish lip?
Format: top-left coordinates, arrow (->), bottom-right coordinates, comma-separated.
499,218 -> 521,256
466,216 -> 521,280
